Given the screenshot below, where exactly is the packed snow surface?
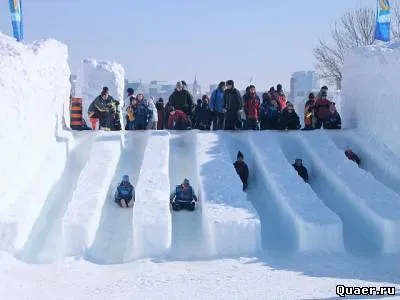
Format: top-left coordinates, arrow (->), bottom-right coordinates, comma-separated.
75,58 -> 125,125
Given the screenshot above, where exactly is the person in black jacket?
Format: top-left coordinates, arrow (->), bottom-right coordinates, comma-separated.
168,81 -> 194,117
223,80 -> 244,130
196,95 -> 213,130
280,102 -> 301,130
233,151 -> 249,191
324,102 -> 342,129
292,158 -> 309,182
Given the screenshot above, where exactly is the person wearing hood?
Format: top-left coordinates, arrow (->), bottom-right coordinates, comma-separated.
303,92 -> 316,130
147,97 -> 158,130
134,96 -> 153,130
196,95 -> 213,130
259,94 -> 280,130
169,178 -> 198,211
345,149 -> 361,166
223,80 -> 244,130
292,159 -> 309,183
233,151 -> 249,191
155,98 -> 165,130
243,85 -> 261,130
324,102 -> 342,129
115,175 -> 135,208
279,102 -> 301,130
210,81 -> 226,130
168,81 -> 194,116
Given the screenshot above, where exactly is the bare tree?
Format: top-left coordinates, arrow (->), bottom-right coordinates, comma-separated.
314,5 -> 400,89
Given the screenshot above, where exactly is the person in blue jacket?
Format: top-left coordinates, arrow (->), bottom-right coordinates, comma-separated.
134,98 -> 153,130
115,175 -> 135,208
169,178 -> 198,211
210,81 -> 226,130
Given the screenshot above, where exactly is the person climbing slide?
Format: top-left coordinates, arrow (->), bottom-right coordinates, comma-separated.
170,178 -> 198,211
233,151 -> 249,191
114,175 -> 135,208
292,158 -> 309,183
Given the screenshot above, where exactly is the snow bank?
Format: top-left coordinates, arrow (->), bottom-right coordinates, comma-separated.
0,33 -> 70,250
342,43 -> 400,156
132,131 -> 171,258
197,132 -> 261,256
250,132 -> 343,253
298,131 -> 400,254
75,58 -> 125,125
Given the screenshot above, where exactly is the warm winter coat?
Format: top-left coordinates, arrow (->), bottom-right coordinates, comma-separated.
304,99 -> 316,128
115,181 -> 134,200
223,88 -> 243,112
324,112 -> 342,129
210,88 -> 225,113
171,185 -> 197,202
156,101 -> 165,129
293,164 -> 309,182
243,93 -> 261,120
168,110 -> 190,129
195,102 -> 213,128
314,98 -> 331,119
345,151 -> 361,165
279,109 -> 301,130
88,101 -> 100,118
233,160 -> 249,184
168,89 -> 194,116
134,102 -> 153,127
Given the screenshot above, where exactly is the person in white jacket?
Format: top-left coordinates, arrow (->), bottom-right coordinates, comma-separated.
147,97 -> 158,130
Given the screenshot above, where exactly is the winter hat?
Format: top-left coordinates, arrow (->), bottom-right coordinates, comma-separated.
122,175 -> 129,182
176,81 -> 183,88
127,88 -> 134,95
226,80 -> 234,87
269,87 -> 275,92
218,81 -> 226,88
102,86 -> 109,92
321,86 -> 328,91
181,80 -> 187,87
277,84 -> 282,91
309,92 -> 315,99
183,178 -> 190,184
295,158 -> 302,164
237,151 -> 244,159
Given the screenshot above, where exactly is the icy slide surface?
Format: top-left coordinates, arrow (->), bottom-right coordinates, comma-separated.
3,130 -> 400,265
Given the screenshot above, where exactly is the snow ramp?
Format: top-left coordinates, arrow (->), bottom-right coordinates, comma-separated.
85,132 -> 150,264
197,132 -> 261,257
62,132 -> 122,257
168,131 -> 210,260
15,134 -> 97,263
247,132 -> 343,253
131,131 -> 171,259
281,131 -> 400,255
327,130 -> 400,197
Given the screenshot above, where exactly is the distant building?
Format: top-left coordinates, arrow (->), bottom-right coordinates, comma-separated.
289,71 -> 320,101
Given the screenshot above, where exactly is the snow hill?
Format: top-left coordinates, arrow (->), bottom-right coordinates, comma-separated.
1,33 -> 400,299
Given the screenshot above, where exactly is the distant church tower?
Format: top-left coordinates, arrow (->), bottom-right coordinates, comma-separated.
192,75 -> 201,99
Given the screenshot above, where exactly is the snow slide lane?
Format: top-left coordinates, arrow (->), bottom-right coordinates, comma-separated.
327,130 -> 400,197
62,132 -> 122,257
168,132 -> 210,259
15,134 -> 97,263
85,132 -> 150,264
197,132 -> 261,257
281,131 -> 400,255
131,131 -> 171,259
246,132 -> 343,253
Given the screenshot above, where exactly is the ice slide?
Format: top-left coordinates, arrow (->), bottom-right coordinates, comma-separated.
85,132 -> 150,264
280,131 -> 400,255
245,132 -> 343,253
197,132 -> 261,257
168,132 -> 210,259
62,132 -> 123,258
327,130 -> 400,197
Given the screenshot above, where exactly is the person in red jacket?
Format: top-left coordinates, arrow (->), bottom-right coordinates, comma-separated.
155,98 -> 165,129
243,85 -> 261,130
168,107 -> 191,130
314,90 -> 331,129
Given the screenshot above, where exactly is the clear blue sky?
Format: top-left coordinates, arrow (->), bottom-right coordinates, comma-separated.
0,0 -> 373,90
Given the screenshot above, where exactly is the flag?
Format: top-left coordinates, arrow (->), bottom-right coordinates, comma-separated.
9,0 -> 23,41
375,0 -> 391,42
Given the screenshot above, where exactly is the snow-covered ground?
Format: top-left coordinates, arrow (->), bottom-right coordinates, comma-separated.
2,33 -> 400,299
